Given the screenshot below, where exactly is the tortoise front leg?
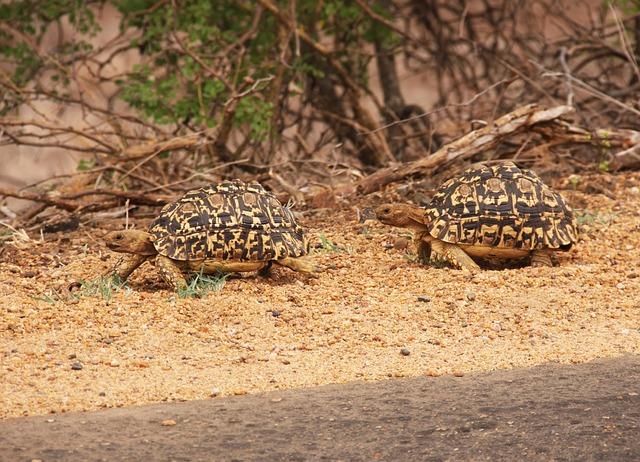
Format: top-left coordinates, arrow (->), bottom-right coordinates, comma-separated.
430,240 -> 480,272
530,249 -> 553,267
415,234 -> 432,264
111,254 -> 149,281
156,255 -> 188,291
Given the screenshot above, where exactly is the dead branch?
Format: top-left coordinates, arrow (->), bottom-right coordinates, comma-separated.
60,189 -> 171,206
119,131 -> 213,160
0,186 -> 171,218
356,104 -> 574,194
0,187 -> 78,211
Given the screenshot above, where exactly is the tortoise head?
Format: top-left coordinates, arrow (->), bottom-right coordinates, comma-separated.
374,203 -> 428,229
104,229 -> 156,255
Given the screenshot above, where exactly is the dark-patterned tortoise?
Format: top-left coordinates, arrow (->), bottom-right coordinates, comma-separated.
374,162 -> 578,271
104,180 -> 318,290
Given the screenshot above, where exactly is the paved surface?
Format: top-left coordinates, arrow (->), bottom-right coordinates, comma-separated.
2,356 -> 640,461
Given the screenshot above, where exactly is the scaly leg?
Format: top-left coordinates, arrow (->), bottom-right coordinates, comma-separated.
156,255 -> 188,291
530,249 -> 553,267
275,256 -> 321,276
111,254 -> 149,281
258,260 -> 273,277
416,237 -> 432,265
430,240 -> 480,272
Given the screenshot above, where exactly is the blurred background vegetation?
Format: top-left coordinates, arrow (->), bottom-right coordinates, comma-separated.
1,0 -> 640,213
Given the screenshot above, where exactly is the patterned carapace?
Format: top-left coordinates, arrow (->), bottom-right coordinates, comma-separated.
425,162 -> 578,250
148,180 -> 308,261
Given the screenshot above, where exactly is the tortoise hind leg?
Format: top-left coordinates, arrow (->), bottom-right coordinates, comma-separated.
275,256 -> 321,276
430,240 -> 480,272
156,255 -> 188,291
530,249 -> 553,267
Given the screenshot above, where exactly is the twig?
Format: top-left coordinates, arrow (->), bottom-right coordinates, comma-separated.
540,69 -> 640,117
356,104 -> 574,194
359,78 -> 512,136
558,47 -> 575,107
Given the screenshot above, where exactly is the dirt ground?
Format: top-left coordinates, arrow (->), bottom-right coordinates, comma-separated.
1,171 -> 639,419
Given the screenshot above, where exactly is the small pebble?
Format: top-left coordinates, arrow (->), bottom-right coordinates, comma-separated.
70,362 -> 83,371
400,348 -> 411,356
161,419 -> 176,426
98,391 -> 106,397
68,353 -> 77,360
630,186 -> 640,195
271,310 -> 281,317
466,291 -> 476,301
491,323 -> 502,332
417,296 -> 431,303
271,397 -> 283,403
616,283 -> 625,290
210,388 -> 221,397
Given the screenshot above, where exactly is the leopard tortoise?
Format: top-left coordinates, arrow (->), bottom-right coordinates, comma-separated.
104,180 -> 318,290
374,162 -> 578,271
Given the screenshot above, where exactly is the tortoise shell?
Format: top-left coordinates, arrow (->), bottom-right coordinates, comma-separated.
424,162 -> 578,249
148,180 -> 308,261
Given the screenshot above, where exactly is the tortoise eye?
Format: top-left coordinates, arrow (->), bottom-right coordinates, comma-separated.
382,207 -> 391,214
115,234 -> 123,240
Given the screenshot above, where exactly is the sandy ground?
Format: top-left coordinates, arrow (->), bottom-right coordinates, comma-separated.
1,172 -> 640,419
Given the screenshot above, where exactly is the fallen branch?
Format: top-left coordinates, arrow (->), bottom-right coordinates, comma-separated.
60,189 -> 171,207
0,187 -> 78,211
0,187 -> 171,217
356,104 -> 574,194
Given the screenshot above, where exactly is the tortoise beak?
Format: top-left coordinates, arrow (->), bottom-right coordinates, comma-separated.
358,207 -> 377,223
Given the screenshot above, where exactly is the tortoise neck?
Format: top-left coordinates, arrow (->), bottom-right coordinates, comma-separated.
123,230 -> 156,255
136,231 -> 157,255
404,204 -> 429,229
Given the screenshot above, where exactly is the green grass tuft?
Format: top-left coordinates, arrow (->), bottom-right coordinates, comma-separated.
73,275 -> 128,301
317,233 -> 340,252
177,270 -> 228,298
576,210 -> 617,226
33,275 -> 128,304
316,233 -> 353,254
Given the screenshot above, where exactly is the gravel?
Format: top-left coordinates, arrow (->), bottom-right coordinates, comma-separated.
1,173 -> 640,418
